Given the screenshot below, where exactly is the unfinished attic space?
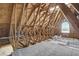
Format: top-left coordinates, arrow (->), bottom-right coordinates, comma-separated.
0,3 -> 79,56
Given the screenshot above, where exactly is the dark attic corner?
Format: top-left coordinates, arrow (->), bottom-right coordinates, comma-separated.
0,3 -> 79,56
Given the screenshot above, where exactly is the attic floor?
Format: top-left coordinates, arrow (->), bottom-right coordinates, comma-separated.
0,36 -> 79,56
12,36 -> 79,56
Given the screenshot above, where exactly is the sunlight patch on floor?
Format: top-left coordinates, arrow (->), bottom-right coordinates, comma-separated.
0,44 -> 13,56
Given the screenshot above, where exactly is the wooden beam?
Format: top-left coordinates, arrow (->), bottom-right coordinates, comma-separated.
35,11 -> 45,25
51,10 -> 60,26
17,4 -> 29,47
30,5 -> 40,26
32,4 -> 41,26
71,3 -> 79,14
45,6 -> 57,27
35,4 -> 47,25
41,12 -> 49,26
41,6 -> 50,26
16,4 -> 24,28
53,11 -> 60,25
22,4 -> 38,30
42,16 -> 50,27
37,14 -> 46,25
59,3 -> 79,33
54,12 -> 62,26
9,4 -> 17,50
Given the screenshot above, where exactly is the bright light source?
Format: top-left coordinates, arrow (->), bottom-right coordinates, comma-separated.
61,21 -> 70,33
